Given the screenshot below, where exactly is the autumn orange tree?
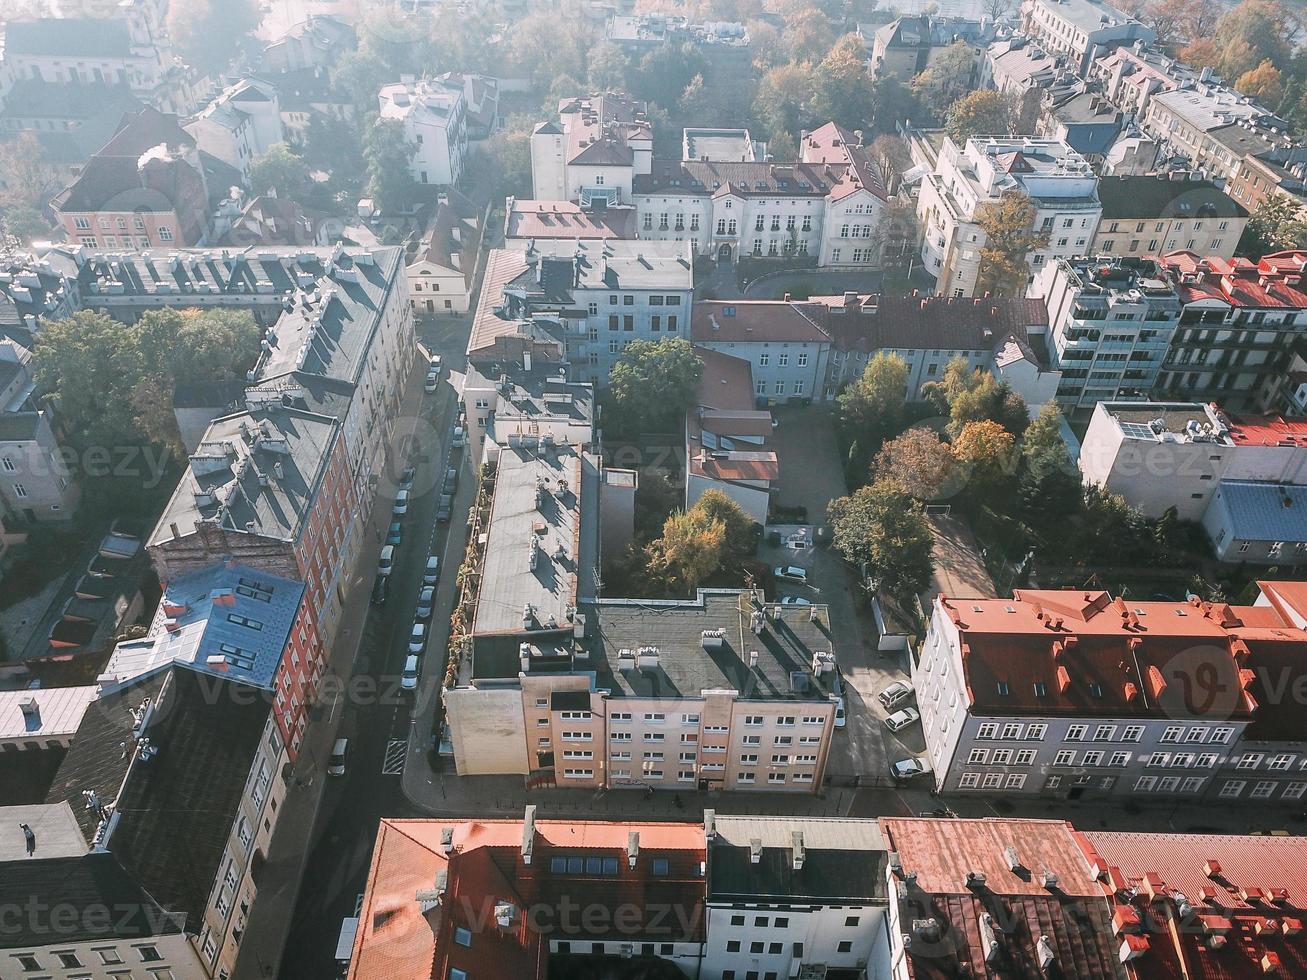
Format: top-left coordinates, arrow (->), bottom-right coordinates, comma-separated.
975,192 -> 1048,298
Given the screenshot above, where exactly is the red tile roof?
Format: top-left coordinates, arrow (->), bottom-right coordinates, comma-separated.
692,300 -> 830,344
811,293 -> 1050,355
1159,251 -> 1307,308
351,818 -> 706,980
1223,413 -> 1307,447
937,585 -> 1307,735
882,818 -> 1124,980
694,346 -> 756,412
1078,830 -> 1307,980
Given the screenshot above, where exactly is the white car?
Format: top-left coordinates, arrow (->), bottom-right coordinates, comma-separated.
884,707 -> 921,732
430,353 -> 443,371
878,680 -> 915,710
408,623 -> 426,654
891,756 -> 931,781
774,565 -> 808,584
401,654 -> 419,691
832,696 -> 846,728
392,489 -> 410,516
424,371 -> 440,393
780,596 -> 811,606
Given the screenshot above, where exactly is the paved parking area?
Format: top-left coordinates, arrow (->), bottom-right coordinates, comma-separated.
769,404 -> 848,521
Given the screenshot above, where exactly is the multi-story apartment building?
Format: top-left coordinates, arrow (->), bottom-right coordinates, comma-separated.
7,664 -> 288,979
467,240 -> 693,387
1140,75 -> 1288,185
868,14 -> 990,83
1080,401 -> 1307,521
530,98 -> 895,269
1079,400 -> 1307,562
377,77 -> 467,187
1089,41 -> 1196,125
917,136 -> 1102,296
1035,83 -> 1124,163
442,433 -> 840,793
99,560 -> 323,756
1030,255 -> 1180,412
460,365 -> 596,467
1019,0 -> 1154,77
185,77 -> 284,183
983,35 -> 1060,98
914,584 -> 1307,806
1228,146 -> 1307,214
530,93 -> 653,205
51,106 -> 212,249
884,816 -> 1123,979
1091,175 -> 1248,261
633,122 -> 893,268
344,810 -> 893,980
692,300 -> 832,404
0,1 -> 194,113
0,335 -> 78,522
148,403 -> 356,657
1154,250 -> 1307,412
702,814 -> 892,979
405,188 -> 482,314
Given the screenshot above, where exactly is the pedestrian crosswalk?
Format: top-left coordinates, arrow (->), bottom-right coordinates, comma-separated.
382,740 -> 407,775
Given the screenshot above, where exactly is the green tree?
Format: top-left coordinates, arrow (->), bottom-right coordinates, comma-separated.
692,489 -> 759,560
607,338 -> 705,433
1021,402 -> 1068,465
1212,0 -> 1291,79
1235,59 -> 1284,104
1239,192 -> 1307,255
480,113 -> 535,199
588,42 -> 631,91
645,507 -> 728,593
0,132 -> 60,212
839,352 -> 909,447
828,481 -> 934,601
975,191 -> 1047,297
247,144 -> 311,199
755,62 -> 819,147
333,49 -> 392,114
2,206 -> 51,243
869,76 -> 921,134
911,42 -> 977,118
506,9 -> 594,89
300,114 -> 366,182
363,119 -> 417,213
951,419 -> 1018,499
167,0 -> 260,74
747,20 -> 787,71
945,90 -> 1012,142
812,34 -> 874,128
873,427 -> 960,501
632,43 -> 709,110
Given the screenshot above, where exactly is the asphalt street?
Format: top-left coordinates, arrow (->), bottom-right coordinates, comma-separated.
267,316 -> 469,980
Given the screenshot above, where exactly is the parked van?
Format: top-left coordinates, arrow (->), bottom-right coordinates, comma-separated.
327,738 -> 349,776
377,545 -> 395,576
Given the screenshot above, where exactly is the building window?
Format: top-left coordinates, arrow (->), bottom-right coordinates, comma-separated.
158,227 -> 174,242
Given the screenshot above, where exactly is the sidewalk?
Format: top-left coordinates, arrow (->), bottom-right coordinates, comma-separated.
232,352 -> 429,980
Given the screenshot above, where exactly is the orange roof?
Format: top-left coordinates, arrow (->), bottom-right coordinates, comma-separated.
694,346 -> 756,412
350,818 -> 706,980
1224,413 -> 1307,447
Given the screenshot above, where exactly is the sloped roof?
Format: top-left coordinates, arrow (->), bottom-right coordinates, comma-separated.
693,300 -> 829,344
1210,480 -> 1307,543
1098,176 -> 1247,220
3,17 -> 134,58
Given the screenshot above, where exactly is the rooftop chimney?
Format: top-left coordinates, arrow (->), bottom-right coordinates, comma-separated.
521,805 -> 536,865
750,838 -> 763,864
791,831 -> 805,870
627,831 -> 640,869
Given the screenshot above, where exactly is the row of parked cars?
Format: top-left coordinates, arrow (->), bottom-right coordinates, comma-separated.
878,680 -> 930,781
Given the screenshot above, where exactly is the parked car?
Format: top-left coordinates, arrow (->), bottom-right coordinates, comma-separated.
890,756 -> 931,781
451,425 -> 466,448
884,707 -> 921,732
401,654 -> 420,691
424,370 -> 440,393
386,521 -> 403,546
377,545 -> 395,576
832,695 -> 846,728
430,353 -> 442,372
779,596 -> 811,606
878,680 -> 914,710
370,575 -> 389,605
442,467 -> 459,494
392,489 -> 410,516
774,565 -> 808,584
436,494 -> 453,522
327,738 -> 349,776
422,556 -> 440,585
399,466 -> 416,491
416,586 -> 435,620
408,623 -> 427,653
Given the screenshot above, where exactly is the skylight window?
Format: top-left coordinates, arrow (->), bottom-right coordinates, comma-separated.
996,681 -> 1011,696
228,613 -> 264,631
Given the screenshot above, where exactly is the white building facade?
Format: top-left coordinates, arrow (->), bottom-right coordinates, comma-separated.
378,78 -> 468,187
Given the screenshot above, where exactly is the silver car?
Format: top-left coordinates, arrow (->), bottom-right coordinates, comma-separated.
884,707 -> 921,732
878,680 -> 915,710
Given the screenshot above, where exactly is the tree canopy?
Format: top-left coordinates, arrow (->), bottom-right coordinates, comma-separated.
946,91 -> 1012,143
643,489 -> 756,594
975,192 -> 1047,297
607,338 -> 705,434
248,144 -> 312,200
363,119 -> 417,213
829,481 -> 934,601
167,0 -> 259,74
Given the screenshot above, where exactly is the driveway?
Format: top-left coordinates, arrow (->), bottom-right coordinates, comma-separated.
770,403 -> 847,525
